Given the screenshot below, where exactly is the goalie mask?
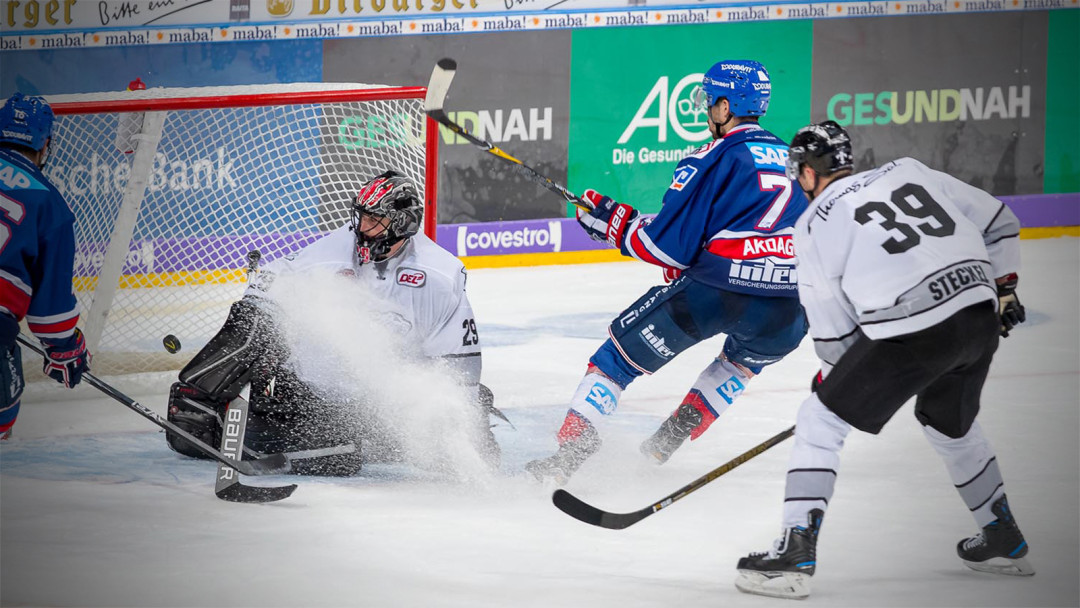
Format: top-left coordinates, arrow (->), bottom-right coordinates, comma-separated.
351,170 -> 423,265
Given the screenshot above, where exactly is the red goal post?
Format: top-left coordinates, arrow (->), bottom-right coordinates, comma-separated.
44,83 -> 439,376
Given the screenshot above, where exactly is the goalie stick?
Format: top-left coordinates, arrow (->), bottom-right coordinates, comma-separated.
552,425 -> 795,530
424,58 -> 592,212
16,334 -> 292,481
210,249 -> 297,503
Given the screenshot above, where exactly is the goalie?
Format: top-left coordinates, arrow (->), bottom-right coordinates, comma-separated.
163,170 -> 499,476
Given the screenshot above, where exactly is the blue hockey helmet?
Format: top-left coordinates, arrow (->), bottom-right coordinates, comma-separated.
695,60 -> 771,117
0,92 -> 55,150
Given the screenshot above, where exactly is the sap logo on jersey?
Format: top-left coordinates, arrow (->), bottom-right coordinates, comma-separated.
748,144 -> 788,169
396,268 -> 426,287
586,382 -> 618,415
0,163 -> 37,190
669,165 -> 698,191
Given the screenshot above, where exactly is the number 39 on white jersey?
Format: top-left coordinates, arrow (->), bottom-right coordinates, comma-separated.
794,157 -> 1021,371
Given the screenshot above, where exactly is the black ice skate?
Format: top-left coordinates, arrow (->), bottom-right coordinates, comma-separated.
640,401 -> 703,464
957,495 -> 1035,576
735,509 -> 824,600
524,423 -> 600,485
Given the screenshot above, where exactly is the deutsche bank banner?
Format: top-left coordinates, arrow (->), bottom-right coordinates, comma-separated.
48,104 -> 344,278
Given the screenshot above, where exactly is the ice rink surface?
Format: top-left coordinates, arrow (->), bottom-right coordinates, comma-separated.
2,237 -> 1077,607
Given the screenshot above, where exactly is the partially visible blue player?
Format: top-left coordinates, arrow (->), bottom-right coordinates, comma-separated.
0,93 -> 92,439
526,61 -> 808,483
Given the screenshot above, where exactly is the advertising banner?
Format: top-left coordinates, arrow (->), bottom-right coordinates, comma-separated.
1045,10 -> 1079,194
436,217 -> 600,258
323,31 -> 572,223
0,40 -> 322,96
810,12 -> 1048,196
567,21 -> 812,215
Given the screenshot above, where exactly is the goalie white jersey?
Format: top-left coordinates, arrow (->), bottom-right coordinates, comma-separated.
795,157 -> 1021,373
245,227 -> 481,385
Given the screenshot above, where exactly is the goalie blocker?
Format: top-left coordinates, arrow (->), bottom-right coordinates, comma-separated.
165,298 -> 501,476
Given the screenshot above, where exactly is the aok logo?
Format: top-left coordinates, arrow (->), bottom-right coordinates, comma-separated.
826,85 -> 1030,126
618,74 -> 712,145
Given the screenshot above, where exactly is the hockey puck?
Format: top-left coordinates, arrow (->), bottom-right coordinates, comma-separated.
163,334 -> 182,354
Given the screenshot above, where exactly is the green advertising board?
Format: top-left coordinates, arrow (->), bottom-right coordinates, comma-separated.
568,21 -> 813,216
1046,10 -> 1080,194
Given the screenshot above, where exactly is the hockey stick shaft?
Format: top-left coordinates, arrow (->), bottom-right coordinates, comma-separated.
424,58 -> 592,212
552,425 -> 796,530
17,334 -> 288,476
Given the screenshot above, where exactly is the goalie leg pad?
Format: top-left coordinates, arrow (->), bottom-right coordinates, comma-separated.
178,298 -> 284,403
165,381 -> 224,460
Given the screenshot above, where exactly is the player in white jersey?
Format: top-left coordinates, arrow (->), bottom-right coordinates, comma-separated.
164,171 -> 497,475
735,121 -> 1032,600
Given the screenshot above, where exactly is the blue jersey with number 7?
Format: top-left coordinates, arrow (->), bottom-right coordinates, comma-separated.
619,123 -> 808,297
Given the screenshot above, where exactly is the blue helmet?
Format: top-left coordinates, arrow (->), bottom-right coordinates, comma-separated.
699,60 -> 771,117
0,92 -> 55,150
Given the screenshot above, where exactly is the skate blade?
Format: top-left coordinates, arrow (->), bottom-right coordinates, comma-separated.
962,556 -> 1036,576
735,570 -> 811,600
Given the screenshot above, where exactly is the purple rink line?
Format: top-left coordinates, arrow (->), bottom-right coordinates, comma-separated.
438,193 -> 1079,257
1000,193 -> 1080,228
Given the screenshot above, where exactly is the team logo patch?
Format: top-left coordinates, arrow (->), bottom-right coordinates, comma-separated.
640,323 -> 675,358
396,268 -> 426,287
716,375 -> 745,405
585,382 -> 618,416
670,165 -> 698,191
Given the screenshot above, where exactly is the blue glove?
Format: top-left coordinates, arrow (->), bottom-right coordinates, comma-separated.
42,328 -> 91,388
576,189 -> 639,249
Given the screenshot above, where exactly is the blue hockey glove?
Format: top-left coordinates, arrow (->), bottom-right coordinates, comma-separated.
996,273 -> 1025,337
576,189 -> 639,249
42,328 -> 91,388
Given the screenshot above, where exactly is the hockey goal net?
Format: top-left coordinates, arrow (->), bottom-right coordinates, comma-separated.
44,83 -> 439,376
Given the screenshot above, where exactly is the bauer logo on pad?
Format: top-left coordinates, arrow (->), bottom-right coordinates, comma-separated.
397,268 -> 426,287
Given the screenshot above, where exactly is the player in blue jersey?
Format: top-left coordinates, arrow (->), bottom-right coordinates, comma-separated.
526,61 -> 808,483
0,93 -> 92,439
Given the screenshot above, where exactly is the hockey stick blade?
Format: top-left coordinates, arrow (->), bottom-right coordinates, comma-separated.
552,489 -> 651,530
216,480 -> 298,503
215,396 -> 297,503
423,57 -> 456,113
552,426 -> 796,530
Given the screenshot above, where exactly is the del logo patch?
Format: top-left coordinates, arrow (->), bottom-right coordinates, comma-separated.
669,165 -> 698,191
396,268 -> 426,287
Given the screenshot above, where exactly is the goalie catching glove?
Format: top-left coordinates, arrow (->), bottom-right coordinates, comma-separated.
576,189 -> 639,249
996,273 -> 1025,337
42,328 -> 91,388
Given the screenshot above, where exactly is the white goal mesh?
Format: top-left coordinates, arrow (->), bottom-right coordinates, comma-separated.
43,84 -> 438,376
